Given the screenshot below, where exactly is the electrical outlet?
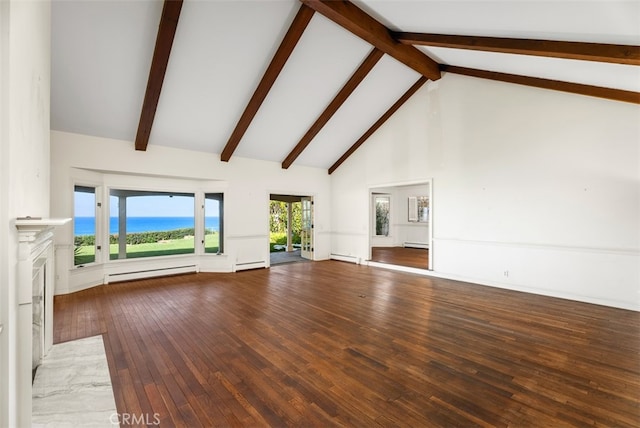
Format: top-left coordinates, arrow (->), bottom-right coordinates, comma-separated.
504,270 -> 509,277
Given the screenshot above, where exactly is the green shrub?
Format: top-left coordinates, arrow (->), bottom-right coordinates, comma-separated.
75,228 -> 197,247
270,232 -> 287,245
270,232 -> 301,245
74,235 -> 95,246
114,228 -> 196,244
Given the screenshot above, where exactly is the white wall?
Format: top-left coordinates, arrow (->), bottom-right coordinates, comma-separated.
50,131 -> 331,294
331,74 -> 640,311
330,83 -> 431,261
0,1 -> 51,425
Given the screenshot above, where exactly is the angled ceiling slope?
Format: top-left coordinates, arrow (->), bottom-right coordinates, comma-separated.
225,0 -> 441,168
220,0 -> 640,171
50,0 -> 640,174
220,4 -> 315,162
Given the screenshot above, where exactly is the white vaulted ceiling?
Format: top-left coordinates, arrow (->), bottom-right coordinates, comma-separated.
51,0 -> 640,171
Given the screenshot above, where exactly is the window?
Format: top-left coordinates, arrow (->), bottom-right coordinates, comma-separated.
204,193 -> 223,254
74,185 -> 97,265
374,195 -> 390,236
109,189 -> 195,260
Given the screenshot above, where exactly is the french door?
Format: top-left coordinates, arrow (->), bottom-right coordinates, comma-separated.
300,196 -> 314,260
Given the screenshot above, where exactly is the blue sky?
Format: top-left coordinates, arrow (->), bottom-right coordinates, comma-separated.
74,192 -> 219,217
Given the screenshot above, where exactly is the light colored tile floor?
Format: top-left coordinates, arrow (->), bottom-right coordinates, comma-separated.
270,249 -> 309,265
32,335 -> 118,427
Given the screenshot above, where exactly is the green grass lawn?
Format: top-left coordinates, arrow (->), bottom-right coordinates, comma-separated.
74,234 -> 220,265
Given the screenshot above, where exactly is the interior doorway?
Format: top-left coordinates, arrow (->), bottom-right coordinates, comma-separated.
269,194 -> 313,266
368,181 -> 432,270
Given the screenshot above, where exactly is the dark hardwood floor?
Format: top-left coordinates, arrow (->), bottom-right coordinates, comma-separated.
54,261 -> 639,427
371,246 -> 428,269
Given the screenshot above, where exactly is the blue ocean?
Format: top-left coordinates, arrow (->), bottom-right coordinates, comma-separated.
74,217 -> 219,236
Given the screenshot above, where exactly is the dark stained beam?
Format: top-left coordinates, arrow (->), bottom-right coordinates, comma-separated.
135,0 -> 183,151
271,194 -> 303,203
220,5 -> 315,162
328,76 -> 428,174
282,48 -> 385,169
441,65 -> 640,104
394,33 -> 640,66
300,0 -> 440,80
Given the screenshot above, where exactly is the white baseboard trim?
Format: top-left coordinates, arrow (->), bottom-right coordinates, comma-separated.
57,280 -> 103,295
199,266 -> 233,273
330,254 -> 361,264
105,265 -> 197,283
363,261 -> 639,312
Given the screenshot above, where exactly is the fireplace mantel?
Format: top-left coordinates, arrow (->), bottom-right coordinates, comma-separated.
15,218 -> 70,303
15,217 -> 70,241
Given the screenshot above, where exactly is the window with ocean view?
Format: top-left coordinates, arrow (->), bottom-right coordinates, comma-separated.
74,185 -> 97,265
109,189 -> 196,260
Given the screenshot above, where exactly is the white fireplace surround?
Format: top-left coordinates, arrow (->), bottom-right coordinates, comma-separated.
15,218 -> 70,428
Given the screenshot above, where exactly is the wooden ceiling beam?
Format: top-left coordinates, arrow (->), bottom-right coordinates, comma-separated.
394,33 -> 640,66
300,0 -> 440,80
135,0 -> 183,151
328,76 -> 428,175
220,5 -> 315,162
282,48 -> 385,169
441,65 -> 640,104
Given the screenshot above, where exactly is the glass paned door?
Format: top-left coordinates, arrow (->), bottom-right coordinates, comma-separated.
301,197 -> 313,260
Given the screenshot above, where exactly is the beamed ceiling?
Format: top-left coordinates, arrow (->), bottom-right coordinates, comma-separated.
51,0 -> 640,173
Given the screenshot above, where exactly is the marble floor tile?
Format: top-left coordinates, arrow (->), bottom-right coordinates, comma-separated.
32,335 -> 118,428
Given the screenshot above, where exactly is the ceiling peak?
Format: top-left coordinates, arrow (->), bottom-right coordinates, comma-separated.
300,0 -> 440,81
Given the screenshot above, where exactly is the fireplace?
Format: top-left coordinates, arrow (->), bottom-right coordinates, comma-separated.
15,217 -> 70,427
32,257 -> 47,378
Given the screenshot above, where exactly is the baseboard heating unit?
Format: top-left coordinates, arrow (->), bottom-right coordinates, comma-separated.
330,254 -> 360,264
235,261 -> 267,271
105,265 -> 197,283
403,242 -> 429,249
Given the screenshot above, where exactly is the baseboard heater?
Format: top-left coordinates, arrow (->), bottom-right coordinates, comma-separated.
106,265 -> 197,283
403,242 -> 429,249
235,261 -> 266,271
330,254 -> 360,264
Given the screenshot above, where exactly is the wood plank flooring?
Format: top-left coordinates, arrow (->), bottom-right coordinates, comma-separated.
371,246 -> 428,269
53,261 -> 640,427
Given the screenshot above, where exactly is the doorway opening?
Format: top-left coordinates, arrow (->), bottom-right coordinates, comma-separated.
368,181 -> 432,271
269,194 -> 314,266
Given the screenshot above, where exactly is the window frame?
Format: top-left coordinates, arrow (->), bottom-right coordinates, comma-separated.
73,184 -> 100,267
204,192 -> 224,255
71,172 -> 227,268
107,188 -> 197,261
